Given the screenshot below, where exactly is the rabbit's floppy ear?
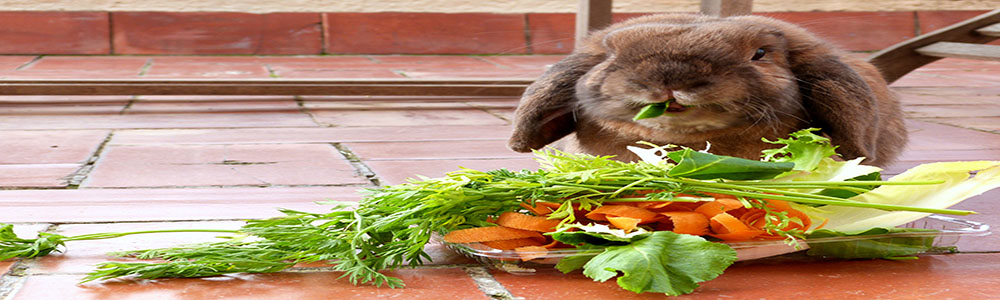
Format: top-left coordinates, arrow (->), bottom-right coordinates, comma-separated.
791,53 -> 882,162
508,53 -> 604,152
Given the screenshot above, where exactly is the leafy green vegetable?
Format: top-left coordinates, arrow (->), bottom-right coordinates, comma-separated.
580,231 -> 737,296
761,128 -> 839,171
633,102 -> 667,120
0,129 -> 993,297
0,225 -> 65,260
806,228 -> 944,259
666,148 -> 794,180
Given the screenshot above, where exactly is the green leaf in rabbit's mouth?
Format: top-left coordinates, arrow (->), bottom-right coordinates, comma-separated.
633,100 -> 688,121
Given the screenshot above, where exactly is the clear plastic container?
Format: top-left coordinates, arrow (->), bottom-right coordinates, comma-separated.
443,215 -> 990,274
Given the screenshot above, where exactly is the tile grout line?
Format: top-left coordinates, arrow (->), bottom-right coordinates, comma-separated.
64,131 -> 116,189
14,55 -> 43,71
331,143 -> 381,186
0,263 -> 29,300
293,95 -> 327,127
462,266 -> 520,300
0,223 -> 58,300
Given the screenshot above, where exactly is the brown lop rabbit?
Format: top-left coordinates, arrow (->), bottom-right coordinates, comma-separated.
508,13 -> 907,167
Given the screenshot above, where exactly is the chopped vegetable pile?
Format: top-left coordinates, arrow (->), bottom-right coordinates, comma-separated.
2,129 -> 999,296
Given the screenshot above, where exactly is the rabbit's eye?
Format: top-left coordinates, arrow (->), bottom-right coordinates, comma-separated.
751,48 -> 766,61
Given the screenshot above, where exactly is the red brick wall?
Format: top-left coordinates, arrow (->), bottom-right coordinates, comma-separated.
0,10 -> 991,55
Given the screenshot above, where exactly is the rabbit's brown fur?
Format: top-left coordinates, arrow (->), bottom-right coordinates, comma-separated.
508,14 -> 907,166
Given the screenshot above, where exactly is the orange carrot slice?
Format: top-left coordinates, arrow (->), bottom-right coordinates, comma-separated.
520,202 -> 553,216
481,238 -> 545,250
443,226 -> 545,244
585,205 -> 661,224
709,212 -> 764,241
606,216 -> 641,232
514,245 -> 549,261
695,198 -> 745,218
496,212 -> 562,232
659,212 -> 710,236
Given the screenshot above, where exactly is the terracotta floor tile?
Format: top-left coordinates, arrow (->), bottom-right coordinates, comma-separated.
478,55 -> 565,69
370,55 -> 496,66
1,260 -> 12,274
0,55 -> 36,70
13,268 -> 486,300
343,140 -> 531,161
0,186 -> 362,223
303,100 -> 481,110
142,61 -> 271,78
269,68 -> 404,79
895,86 -> 1000,97
0,96 -> 133,108
931,116 -> 1000,132
905,104 -> 1000,118
257,55 -> 377,65
492,253 -> 1000,299
109,125 -> 515,145
892,72 -> 996,88
83,144 -> 366,188
125,98 -> 300,114
16,56 -> 149,76
0,111 -> 317,130
310,108 -> 508,127
897,92 -> 1000,106
905,120 -> 1000,150
0,130 -> 109,164
364,158 -> 540,185
0,164 -> 80,188
398,68 -> 544,79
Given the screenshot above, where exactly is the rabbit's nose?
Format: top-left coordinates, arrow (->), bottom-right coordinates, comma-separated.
657,90 -> 675,102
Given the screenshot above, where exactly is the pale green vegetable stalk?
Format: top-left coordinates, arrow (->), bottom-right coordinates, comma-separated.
799,161 -> 1000,232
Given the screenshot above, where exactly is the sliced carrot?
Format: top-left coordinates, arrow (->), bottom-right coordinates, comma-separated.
520,202 -> 553,216
709,212 -> 764,241
695,198 -> 745,218
606,216 -> 641,232
659,212 -> 710,236
481,238 -> 545,250
496,212 -> 562,232
514,245 -> 550,261
633,201 -> 673,210
443,226 -> 545,244
585,205 -> 661,224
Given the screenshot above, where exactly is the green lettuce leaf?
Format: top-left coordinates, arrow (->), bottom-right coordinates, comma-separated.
761,128 -> 839,172
666,148 -> 794,180
802,161 -> 1000,232
805,227 -> 944,259
580,231 -> 737,296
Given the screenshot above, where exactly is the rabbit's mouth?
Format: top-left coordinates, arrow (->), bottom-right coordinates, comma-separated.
664,101 -> 688,113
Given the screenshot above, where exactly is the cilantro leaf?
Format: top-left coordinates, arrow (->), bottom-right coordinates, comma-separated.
580,231 -> 737,296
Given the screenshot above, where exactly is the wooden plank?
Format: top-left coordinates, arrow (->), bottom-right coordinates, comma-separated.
0,79 -> 533,96
976,23 -> 1000,37
700,0 -> 754,17
916,42 -> 1000,61
867,9 -> 1000,84
575,0 -> 613,50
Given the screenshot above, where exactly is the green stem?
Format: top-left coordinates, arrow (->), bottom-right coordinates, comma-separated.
692,186 -> 973,215
63,229 -> 240,242
734,180 -> 944,186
